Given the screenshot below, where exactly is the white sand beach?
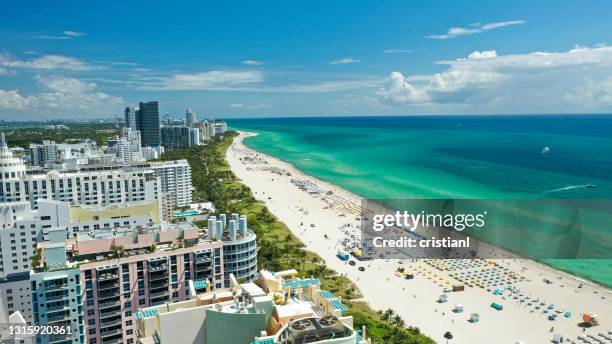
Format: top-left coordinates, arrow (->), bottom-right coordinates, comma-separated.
228,131 -> 612,344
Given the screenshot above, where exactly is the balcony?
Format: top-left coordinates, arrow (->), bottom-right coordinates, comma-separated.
148,272 -> 168,282
98,290 -> 120,300
99,310 -> 122,319
97,273 -> 119,281
97,281 -> 120,292
194,256 -> 211,264
149,290 -> 169,298
101,339 -> 124,344
147,263 -> 168,273
45,293 -> 70,302
46,314 -> 72,324
195,264 -> 212,272
49,334 -> 73,344
100,328 -> 123,338
46,305 -> 71,313
43,283 -> 69,292
98,300 -> 121,309
100,318 -> 122,328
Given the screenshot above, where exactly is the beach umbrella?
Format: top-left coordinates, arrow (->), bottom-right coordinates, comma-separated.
444,331 -> 453,343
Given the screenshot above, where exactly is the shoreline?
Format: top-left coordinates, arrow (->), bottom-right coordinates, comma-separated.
228,130 -> 611,344
239,131 -> 611,292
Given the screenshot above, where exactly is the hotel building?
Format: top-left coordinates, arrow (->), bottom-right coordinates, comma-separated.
30,228 -> 85,344
1,135 -> 162,210
31,213 -> 257,344
135,269 -> 367,344
107,128 -> 143,164
149,160 -> 192,208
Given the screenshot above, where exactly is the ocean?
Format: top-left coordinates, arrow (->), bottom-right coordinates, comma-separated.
229,115 -> 612,287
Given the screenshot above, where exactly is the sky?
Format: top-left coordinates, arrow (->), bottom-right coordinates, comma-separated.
0,0 -> 612,120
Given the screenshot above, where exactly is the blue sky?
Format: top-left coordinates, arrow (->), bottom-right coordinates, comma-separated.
1,0 -> 611,119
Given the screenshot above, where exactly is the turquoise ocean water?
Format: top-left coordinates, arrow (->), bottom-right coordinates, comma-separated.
230,116 -> 612,287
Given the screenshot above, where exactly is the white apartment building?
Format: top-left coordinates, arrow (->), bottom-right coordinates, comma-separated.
0,272 -> 33,326
0,201 -> 44,277
29,140 -> 60,167
150,160 -> 193,207
142,146 -> 163,160
0,198 -> 158,278
29,139 -> 104,168
108,127 -> 144,163
212,121 -> 228,136
1,137 -> 161,209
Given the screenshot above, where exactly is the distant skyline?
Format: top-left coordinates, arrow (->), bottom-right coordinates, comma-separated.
1,0 -> 612,120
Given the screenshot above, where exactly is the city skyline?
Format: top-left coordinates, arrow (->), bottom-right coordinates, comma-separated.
1,0 -> 612,120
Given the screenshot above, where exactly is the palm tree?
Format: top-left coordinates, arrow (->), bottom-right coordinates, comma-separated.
272,294 -> 286,305
110,243 -> 125,258
381,308 -> 395,323
391,314 -> 405,328
313,263 -> 330,279
297,250 -> 307,271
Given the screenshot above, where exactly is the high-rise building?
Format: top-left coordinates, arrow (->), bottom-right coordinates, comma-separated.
107,127 -> 143,163
0,272 -> 32,326
185,108 -> 196,127
30,228 -> 85,344
160,126 -> 191,150
0,198 -> 159,279
137,101 -> 160,147
30,213 -> 257,344
29,140 -> 60,167
124,106 -> 137,129
0,144 -> 161,211
150,160 -> 193,208
134,269 -> 367,344
0,133 -> 26,181
189,128 -> 201,146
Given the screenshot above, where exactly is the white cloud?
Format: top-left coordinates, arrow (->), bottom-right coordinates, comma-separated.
33,31 -> 86,40
383,48 -> 412,54
139,70 -> 264,91
63,31 -> 86,38
0,75 -> 122,114
131,68 -> 383,94
0,89 -> 30,110
35,35 -> 72,40
0,54 -> 101,71
228,103 -> 273,110
378,45 -> 612,110
427,20 -> 525,39
35,75 -> 96,93
241,60 -> 264,66
328,57 -> 362,65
